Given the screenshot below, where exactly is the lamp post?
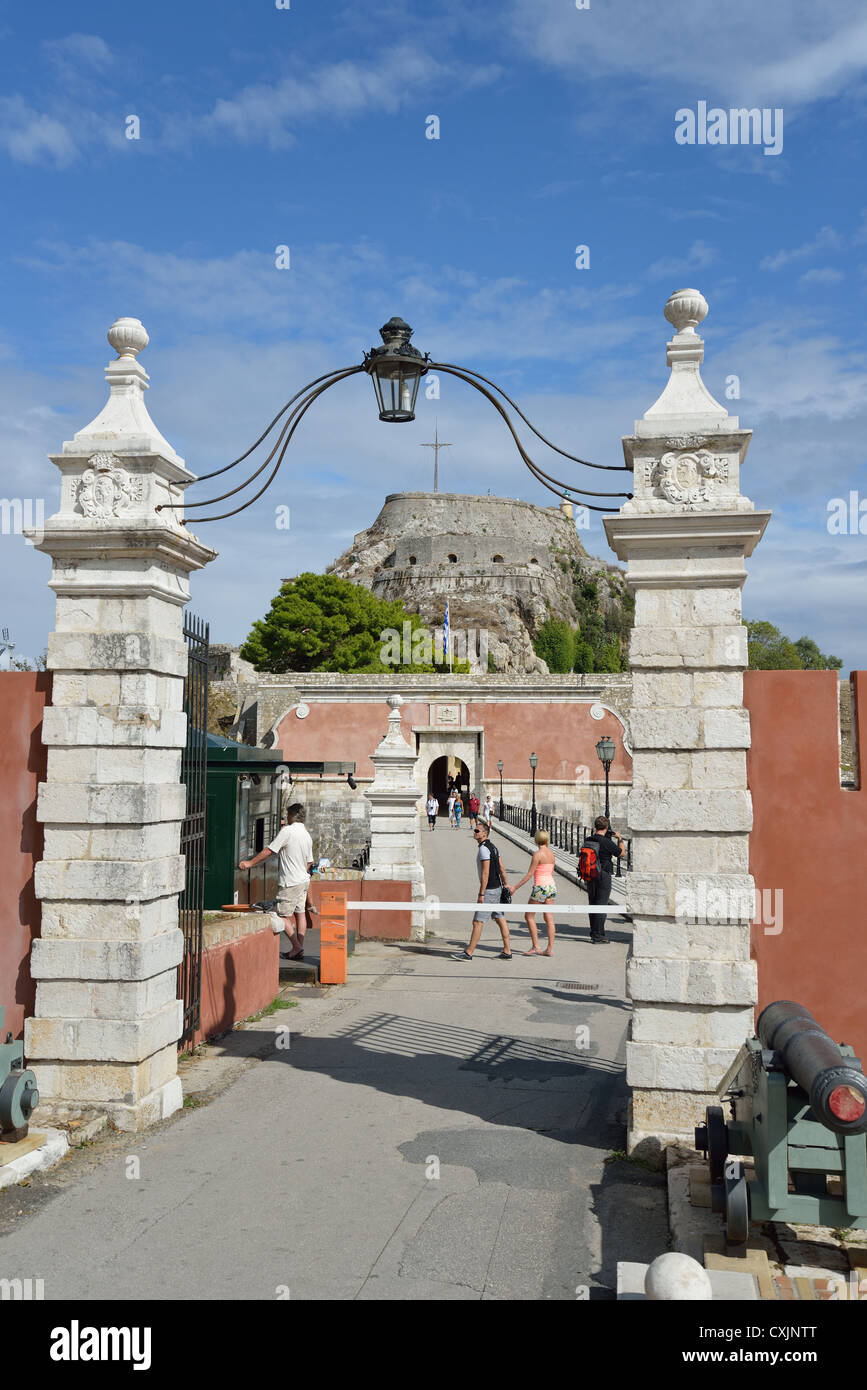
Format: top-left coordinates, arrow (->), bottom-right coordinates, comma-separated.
595,736 -> 615,821
497,759 -> 504,819
529,752 -> 538,836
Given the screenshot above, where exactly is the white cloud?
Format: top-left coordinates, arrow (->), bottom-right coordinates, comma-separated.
508,0 -> 867,108
647,240 -> 716,281
0,97 -> 80,167
760,226 -> 842,271
799,267 -> 845,286
750,15 -> 867,105
204,45 -> 500,149
43,34 -> 113,73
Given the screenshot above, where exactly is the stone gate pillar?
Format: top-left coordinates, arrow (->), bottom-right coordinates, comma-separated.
604,289 -> 771,1156
364,695 -> 426,936
25,317 -> 216,1130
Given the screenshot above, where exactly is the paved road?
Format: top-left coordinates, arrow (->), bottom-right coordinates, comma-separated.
0,820 -> 667,1300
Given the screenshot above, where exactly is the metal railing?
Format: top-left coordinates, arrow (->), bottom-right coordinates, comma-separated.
496,803 -> 632,876
178,611 -> 209,1047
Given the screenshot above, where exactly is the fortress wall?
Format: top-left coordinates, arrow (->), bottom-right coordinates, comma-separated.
372,567 -> 550,605
374,492 -> 580,551
386,536 -> 553,569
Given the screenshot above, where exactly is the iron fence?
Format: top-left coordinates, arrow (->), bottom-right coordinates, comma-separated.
178,611 -> 209,1047
496,803 -> 632,876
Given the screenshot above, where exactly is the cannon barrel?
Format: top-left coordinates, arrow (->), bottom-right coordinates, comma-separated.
757,1000 -> 867,1135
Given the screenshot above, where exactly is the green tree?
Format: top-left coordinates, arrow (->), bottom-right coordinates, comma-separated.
794,635 -> 842,671
241,573 -> 451,673
572,638 -> 595,674
533,618 -> 575,673
746,620 -> 841,671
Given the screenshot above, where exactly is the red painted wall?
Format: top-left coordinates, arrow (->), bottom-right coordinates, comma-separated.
0,673 -> 50,1040
275,700 -> 630,785
745,670 -> 867,1060
196,926 -> 279,1045
307,877 -> 412,940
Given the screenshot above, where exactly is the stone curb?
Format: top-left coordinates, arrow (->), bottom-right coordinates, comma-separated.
0,1128 -> 69,1190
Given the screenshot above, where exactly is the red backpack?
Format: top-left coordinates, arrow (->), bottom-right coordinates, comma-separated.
578,841 -> 600,883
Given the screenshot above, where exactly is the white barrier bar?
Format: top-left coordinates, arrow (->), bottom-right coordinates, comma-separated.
344,901 -> 625,913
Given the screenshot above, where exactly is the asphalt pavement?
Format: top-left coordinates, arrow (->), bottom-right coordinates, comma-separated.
0,816 -> 667,1300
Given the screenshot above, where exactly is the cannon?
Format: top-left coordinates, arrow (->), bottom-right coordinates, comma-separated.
695,1000 -> 867,1245
0,1008 -> 39,1143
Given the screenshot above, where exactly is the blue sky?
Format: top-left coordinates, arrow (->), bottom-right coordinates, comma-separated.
1,0 -> 866,669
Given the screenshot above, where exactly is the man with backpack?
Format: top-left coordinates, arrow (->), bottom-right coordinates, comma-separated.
579,815 -> 625,944
451,820 -> 513,960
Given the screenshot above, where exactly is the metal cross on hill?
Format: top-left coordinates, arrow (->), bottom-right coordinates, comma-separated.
420,421 -> 452,492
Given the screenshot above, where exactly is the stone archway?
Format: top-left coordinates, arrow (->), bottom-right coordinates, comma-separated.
427,754 -> 470,810
415,730 -> 483,809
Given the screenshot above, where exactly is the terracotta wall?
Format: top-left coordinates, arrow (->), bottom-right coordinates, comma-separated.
0,672 -> 50,1040
745,670 -> 867,1060
308,876 -> 412,940
196,919 -> 279,1046
275,699 -> 630,786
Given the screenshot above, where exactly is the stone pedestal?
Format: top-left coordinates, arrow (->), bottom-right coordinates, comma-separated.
604,289 -> 771,1156
25,317 -> 216,1130
364,695 -> 426,937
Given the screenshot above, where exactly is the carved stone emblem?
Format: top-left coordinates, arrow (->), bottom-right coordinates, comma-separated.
77,453 -> 143,518
651,449 -> 728,507
435,704 -> 460,725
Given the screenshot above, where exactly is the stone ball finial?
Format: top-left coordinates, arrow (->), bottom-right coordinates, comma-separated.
664,289 -> 708,335
387,693 -> 404,713
107,316 -> 149,360
645,1252 -> 713,1301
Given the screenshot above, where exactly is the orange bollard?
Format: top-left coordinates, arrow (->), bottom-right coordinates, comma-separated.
319,890 -> 348,985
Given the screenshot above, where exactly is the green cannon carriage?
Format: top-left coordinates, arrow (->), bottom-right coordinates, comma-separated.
696,1000 -> 867,1244
0,1007 -> 39,1143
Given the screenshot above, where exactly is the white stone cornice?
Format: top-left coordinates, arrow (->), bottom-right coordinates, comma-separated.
34,522 -> 217,577
604,509 -> 772,562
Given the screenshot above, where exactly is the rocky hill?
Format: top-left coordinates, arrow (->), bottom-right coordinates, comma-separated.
327,491 -> 632,673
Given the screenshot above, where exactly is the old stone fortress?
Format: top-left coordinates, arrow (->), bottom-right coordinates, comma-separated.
328,488 -> 617,673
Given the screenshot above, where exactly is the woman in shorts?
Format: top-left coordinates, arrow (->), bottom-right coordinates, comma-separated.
511,829 -> 557,956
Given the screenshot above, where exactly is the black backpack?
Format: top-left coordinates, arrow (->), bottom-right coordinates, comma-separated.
483,839 -> 503,889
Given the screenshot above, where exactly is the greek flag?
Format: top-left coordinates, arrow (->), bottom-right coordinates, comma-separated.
443,601 -> 450,656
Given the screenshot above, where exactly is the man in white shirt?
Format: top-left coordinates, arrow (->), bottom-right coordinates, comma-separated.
240,803 -> 314,959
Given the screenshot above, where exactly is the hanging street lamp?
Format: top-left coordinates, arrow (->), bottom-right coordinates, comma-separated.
596,736 -> 616,820
364,317 -> 430,423
497,759 -> 504,820
529,751 -> 538,837
156,316 -> 633,526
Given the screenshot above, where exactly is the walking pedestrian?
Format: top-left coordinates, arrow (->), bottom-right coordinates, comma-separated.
579,815 -> 625,944
240,802 -> 314,959
451,820 -> 513,960
483,791 -> 495,822
447,789 -> 458,827
426,793 -> 439,830
511,829 -> 557,956
468,791 -> 480,829
454,794 -> 463,829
